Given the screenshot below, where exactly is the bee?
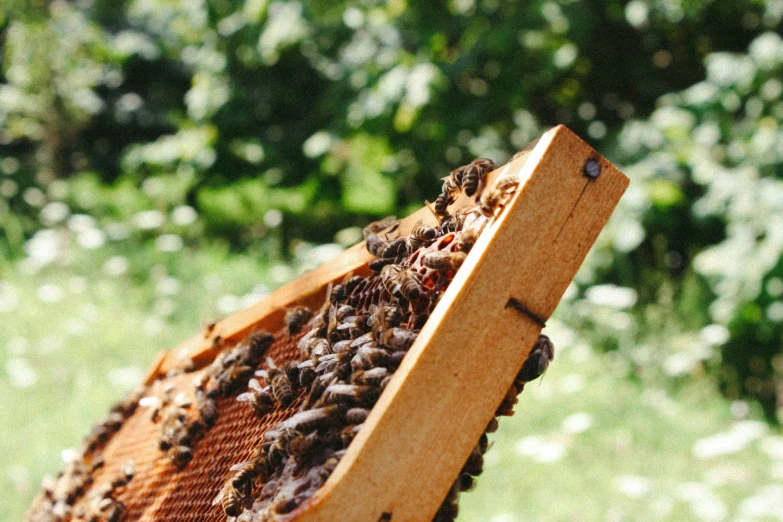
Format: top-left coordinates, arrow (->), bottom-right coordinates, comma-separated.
495,382 -> 520,417
378,327 -> 417,352
461,443 -> 484,476
380,237 -> 408,259
216,363 -> 255,396
296,359 -> 317,389
396,269 -> 425,301
262,357 -> 296,406
479,175 -> 520,217
458,472 -> 475,492
343,275 -> 364,294
421,250 -> 467,271
369,256 -> 396,273
248,330 -> 275,360
237,378 -> 276,417
515,334 -> 555,384
352,345 -> 391,371
340,424 -> 363,446
229,457 -> 267,496
286,405 -> 347,433
408,220 -> 438,251
345,407 -> 370,425
167,445 -> 193,470
364,216 -> 398,256
485,417 -> 499,433
352,367 -> 389,387
104,501 -> 127,522
213,482 -> 243,517
463,158 -> 496,197
323,384 -> 378,407
196,395 -> 218,427
306,336 -> 332,358
434,190 -> 454,217
456,228 -> 479,252
286,430 -> 319,460
110,461 -> 135,489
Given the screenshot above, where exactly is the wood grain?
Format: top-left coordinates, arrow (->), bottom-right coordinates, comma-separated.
292,125 -> 628,521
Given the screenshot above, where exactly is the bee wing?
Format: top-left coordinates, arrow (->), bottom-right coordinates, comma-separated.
139,396 -> 162,408
248,378 -> 263,393
212,484 -> 229,506
229,460 -> 253,472
236,392 -> 255,403
265,356 -> 277,370
350,332 -> 374,348
254,369 -> 269,380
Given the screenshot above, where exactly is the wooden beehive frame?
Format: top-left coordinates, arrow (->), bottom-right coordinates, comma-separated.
141,125 -> 628,521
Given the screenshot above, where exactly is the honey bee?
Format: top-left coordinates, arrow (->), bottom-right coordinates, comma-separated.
364,216 -> 398,256
340,423 -> 362,446
286,404 -> 346,433
369,256 -> 396,273
461,443 -> 484,476
103,501 -> 127,522
456,228 -> 479,252
479,175 -> 519,217
197,395 -> 218,427
167,444 -> 193,470
421,250 -> 467,271
495,382 -> 520,417
396,269 -> 425,301
434,190 -> 454,217
352,345 -> 391,371
378,327 -> 417,352
237,378 -> 276,417
285,306 -> 313,335
295,359 -> 317,389
323,384 -> 378,408
213,482 -> 243,517
262,357 -> 296,406
286,430 -> 319,460
458,472 -> 475,492
407,220 -> 438,251
345,407 -> 370,425
461,163 -> 481,197
515,334 -> 555,384
380,237 -> 408,259
352,367 -> 389,387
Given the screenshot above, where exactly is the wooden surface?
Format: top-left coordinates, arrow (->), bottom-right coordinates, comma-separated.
293,125 -> 628,521
142,125 -> 628,521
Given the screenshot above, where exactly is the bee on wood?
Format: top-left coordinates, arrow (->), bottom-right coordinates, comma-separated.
434,190 -> 454,217
237,378 -> 276,417
345,407 -> 371,425
364,216 -> 398,257
369,256 -> 396,273
380,237 -> 408,259
407,220 -> 438,251
456,228 -> 479,252
378,327 -> 417,352
167,445 -> 193,470
421,250 -> 467,271
285,306 -> 313,335
479,175 -> 519,217
461,443 -> 484,476
216,363 -> 254,396
340,424 -> 363,446
515,334 -> 555,384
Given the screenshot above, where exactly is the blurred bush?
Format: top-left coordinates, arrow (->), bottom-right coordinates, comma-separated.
1,0 -> 783,418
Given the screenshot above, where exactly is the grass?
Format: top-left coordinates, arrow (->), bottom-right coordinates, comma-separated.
1,247 -> 781,521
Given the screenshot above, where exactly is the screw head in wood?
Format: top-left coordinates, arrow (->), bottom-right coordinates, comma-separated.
584,158 -> 601,179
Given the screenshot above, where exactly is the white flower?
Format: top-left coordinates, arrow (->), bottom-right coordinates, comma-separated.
37,284 -> 64,303
155,234 -> 183,252
6,358 -> 38,388
561,412 -> 594,434
614,475 -> 652,498
171,205 -> 197,226
134,210 -> 165,230
103,256 -> 130,277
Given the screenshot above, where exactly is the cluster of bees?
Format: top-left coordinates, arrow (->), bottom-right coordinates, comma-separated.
27,152 -> 553,522
27,386 -> 145,522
